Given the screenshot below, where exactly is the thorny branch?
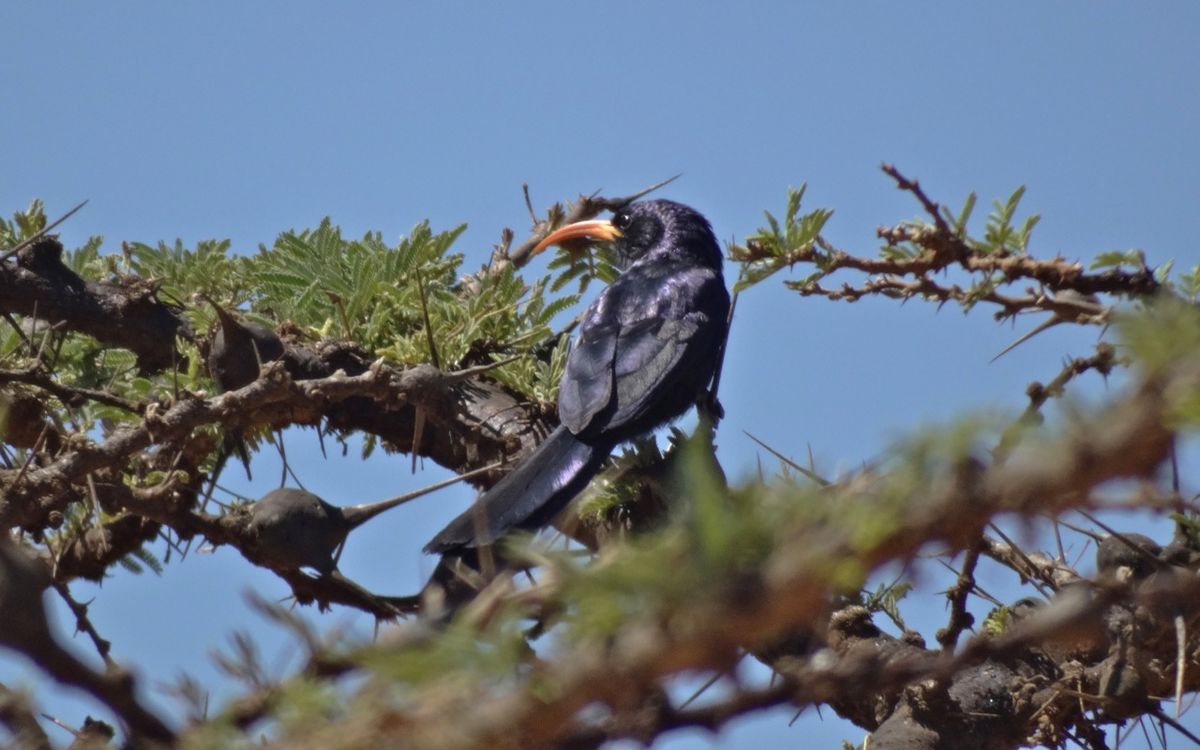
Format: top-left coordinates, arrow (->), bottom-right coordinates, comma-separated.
936,539 -> 982,651
995,342 -> 1121,460
211,353 -> 1199,750
2,176 -> 1197,749
0,236 -> 191,373
739,165 -> 1158,347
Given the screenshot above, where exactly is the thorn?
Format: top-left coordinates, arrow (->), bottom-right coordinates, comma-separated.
1,199 -> 89,262
743,431 -> 829,486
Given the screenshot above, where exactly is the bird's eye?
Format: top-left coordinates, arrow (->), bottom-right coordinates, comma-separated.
612,211 -> 633,231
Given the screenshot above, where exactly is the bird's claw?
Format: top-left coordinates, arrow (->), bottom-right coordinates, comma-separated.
698,390 -> 725,424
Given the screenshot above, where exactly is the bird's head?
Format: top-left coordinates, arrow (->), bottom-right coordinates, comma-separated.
531,199 -> 722,271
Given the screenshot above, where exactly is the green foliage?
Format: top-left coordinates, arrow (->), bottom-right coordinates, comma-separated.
2,207 -> 595,447
488,328 -> 572,406
1170,512 -> 1200,547
253,219 -> 466,350
971,186 -> 1040,256
1118,298 -> 1200,426
1089,248 -> 1148,272
577,434 -> 672,521
857,579 -> 913,630
942,190 -> 977,237
982,604 -> 1014,636
357,615 -> 531,687
1180,265 -> 1200,301
889,185 -> 1039,258
117,546 -> 165,576
545,241 -> 621,294
63,237 -> 106,277
272,679 -> 343,738
1,201 -> 107,273
728,184 -> 834,293
683,430 -> 745,569
123,238 -> 247,307
0,199 -> 47,245
1117,296 -> 1200,376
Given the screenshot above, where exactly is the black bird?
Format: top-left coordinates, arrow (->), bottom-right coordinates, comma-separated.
424,199 -> 730,559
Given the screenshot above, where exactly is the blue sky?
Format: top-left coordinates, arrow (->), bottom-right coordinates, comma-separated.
2,4 -> 1198,748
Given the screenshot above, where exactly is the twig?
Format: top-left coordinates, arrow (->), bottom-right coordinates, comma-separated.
994,342 -> 1119,460
0,200 -> 89,263
743,431 -> 830,486
882,163 -> 950,234
0,369 -> 138,415
445,354 -> 522,382
983,526 -> 1057,597
990,290 -> 1108,362
936,539 -> 981,651
50,581 -> 113,665
414,269 -> 440,370
1075,509 -> 1165,572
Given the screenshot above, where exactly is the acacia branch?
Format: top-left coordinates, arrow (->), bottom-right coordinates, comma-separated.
0,237 -> 190,373
0,365 -> 143,414
0,355 -> 546,529
250,354 -> 1192,750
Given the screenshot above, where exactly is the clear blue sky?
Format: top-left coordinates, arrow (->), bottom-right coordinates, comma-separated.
2,4 -> 1198,748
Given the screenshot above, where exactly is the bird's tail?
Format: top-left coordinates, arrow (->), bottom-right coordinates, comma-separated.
424,426 -> 610,555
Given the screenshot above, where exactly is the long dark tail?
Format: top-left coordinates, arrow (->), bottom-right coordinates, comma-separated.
424,426 -> 611,555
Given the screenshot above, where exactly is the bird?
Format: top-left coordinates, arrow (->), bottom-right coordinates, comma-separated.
422,199 -> 731,565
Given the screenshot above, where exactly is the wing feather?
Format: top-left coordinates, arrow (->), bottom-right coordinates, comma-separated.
558,323 -> 617,434
557,267 -> 725,439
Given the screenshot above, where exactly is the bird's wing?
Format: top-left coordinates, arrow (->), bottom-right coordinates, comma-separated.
608,312 -> 711,427
558,304 -> 717,437
558,321 -> 618,434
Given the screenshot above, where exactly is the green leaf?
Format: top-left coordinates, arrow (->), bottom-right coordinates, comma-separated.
1179,265 -> 1200,300
1154,259 -> 1175,284
976,185 -> 1037,255
732,186 -> 834,293
1090,249 -> 1146,271
952,191 -> 977,235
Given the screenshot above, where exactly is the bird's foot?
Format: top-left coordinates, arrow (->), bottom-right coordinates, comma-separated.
698,389 -> 725,424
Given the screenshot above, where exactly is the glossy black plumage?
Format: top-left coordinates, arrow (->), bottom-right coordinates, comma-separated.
424,199 -> 730,555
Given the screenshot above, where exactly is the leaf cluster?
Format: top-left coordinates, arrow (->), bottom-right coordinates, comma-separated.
727,184 -> 834,293
199,298 -> 1200,747
2,208 -> 597,443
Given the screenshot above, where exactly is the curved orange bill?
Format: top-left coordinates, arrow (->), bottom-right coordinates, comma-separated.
530,219 -> 622,257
